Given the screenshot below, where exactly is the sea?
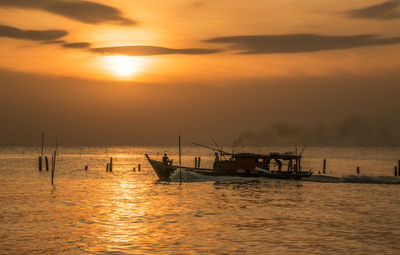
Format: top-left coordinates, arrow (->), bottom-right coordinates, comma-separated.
1,146 -> 399,255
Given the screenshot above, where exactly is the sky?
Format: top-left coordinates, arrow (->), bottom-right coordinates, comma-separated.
0,0 -> 400,146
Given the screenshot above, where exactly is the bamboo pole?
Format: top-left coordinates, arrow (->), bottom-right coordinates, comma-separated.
56,138 -> 59,156
41,131 -> 44,159
51,151 -> 56,185
179,135 -> 182,186
45,156 -> 49,171
398,160 -> 400,176
38,156 -> 42,171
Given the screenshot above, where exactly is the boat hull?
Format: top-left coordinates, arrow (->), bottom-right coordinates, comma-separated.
145,154 -> 177,181
145,154 -> 312,181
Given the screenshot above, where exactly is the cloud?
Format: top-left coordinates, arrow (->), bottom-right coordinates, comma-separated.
91,45 -> 221,56
63,42 -> 91,48
346,0 -> 400,20
41,40 -> 66,44
0,0 -> 136,25
0,24 -> 67,41
205,33 -> 400,54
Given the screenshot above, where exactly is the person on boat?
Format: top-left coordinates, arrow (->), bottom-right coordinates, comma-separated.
215,152 -> 219,162
213,152 -> 219,169
274,158 -> 282,171
162,153 -> 170,165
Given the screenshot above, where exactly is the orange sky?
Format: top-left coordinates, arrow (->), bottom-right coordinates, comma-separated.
1,0 -> 400,146
0,0 -> 400,82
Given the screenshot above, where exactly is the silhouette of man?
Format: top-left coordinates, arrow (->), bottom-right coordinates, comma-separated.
162,153 -> 169,165
274,158 -> 282,171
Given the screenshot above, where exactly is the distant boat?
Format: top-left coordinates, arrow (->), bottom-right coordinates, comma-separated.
145,146 -> 312,181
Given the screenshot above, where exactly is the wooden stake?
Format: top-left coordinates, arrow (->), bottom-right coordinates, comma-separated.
323,159 -> 326,174
198,157 -> 201,168
138,164 -> 141,171
179,135 -> 182,186
38,156 -> 42,171
398,160 -> 400,176
85,165 -> 88,171
357,166 -> 360,174
109,157 -> 113,172
51,151 -> 56,185
195,157 -> 197,169
45,156 -> 49,171
106,163 -> 109,172
56,138 -> 59,156
41,131 -> 44,159
395,166 -> 398,177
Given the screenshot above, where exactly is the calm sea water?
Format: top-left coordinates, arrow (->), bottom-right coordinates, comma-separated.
1,146 -> 399,254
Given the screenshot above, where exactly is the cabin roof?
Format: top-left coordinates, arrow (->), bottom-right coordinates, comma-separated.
233,152 -> 299,160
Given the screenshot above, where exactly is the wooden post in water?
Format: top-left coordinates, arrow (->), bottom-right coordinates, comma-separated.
357,166 -> 360,174
51,151 -> 56,185
398,160 -> 400,176
138,164 -> 141,171
106,163 -> 109,172
198,157 -> 201,168
109,157 -> 113,172
395,166 -> 398,177
85,165 -> 88,171
323,159 -> 326,174
195,157 -> 197,169
41,131 -> 44,160
45,156 -> 49,171
133,167 -> 136,172
38,156 -> 42,171
56,138 -> 59,156
179,135 -> 182,186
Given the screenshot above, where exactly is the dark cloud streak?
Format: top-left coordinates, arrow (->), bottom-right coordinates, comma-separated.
91,45 -> 221,56
0,24 -> 67,41
346,0 -> 400,20
0,0 -> 135,25
63,42 -> 91,48
205,34 -> 400,54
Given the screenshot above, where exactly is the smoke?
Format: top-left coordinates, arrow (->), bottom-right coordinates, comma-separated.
233,115 -> 399,147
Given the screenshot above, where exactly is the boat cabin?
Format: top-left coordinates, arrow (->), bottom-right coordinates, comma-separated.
214,152 -> 301,174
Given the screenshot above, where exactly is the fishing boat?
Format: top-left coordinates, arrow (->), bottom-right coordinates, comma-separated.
145,143 -> 312,181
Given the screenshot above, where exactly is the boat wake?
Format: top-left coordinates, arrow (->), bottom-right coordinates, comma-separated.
169,169 -> 259,183
169,170 -> 400,184
306,175 -> 400,184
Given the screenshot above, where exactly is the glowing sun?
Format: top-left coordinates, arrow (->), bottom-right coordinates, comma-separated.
102,55 -> 145,78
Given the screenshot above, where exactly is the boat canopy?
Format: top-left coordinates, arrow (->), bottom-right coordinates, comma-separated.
232,152 -> 300,160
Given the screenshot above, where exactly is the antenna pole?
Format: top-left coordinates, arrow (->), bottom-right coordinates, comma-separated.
179,135 -> 182,186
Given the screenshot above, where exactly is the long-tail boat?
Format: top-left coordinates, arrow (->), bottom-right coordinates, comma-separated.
145,143 -> 312,181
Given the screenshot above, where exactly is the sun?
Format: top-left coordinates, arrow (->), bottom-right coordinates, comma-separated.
101,55 -> 145,78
